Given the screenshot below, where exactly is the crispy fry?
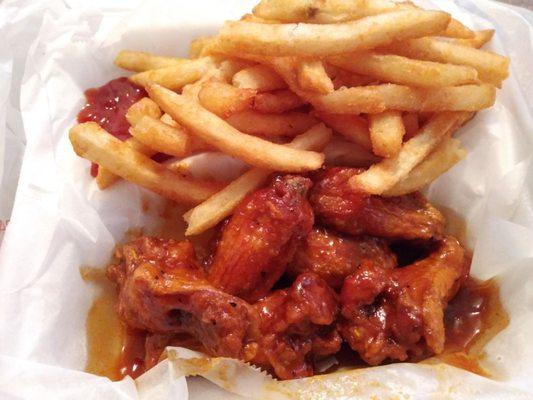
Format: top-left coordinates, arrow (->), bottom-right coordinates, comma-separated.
184,123 -> 332,236
313,84 -> 496,113
253,89 -> 306,113
146,83 -> 324,172
323,136 -> 380,167
369,111 -> 405,158
329,52 -> 478,87
314,111 -> 371,150
218,59 -> 257,82
383,37 -> 509,86
69,122 -> 219,203
125,98 -> 162,126
189,36 -> 217,58
449,30 -> 495,49
114,51 -> 187,72
442,19 -> 475,39
384,137 -> 467,196
402,112 -> 420,140
219,10 -> 451,57
297,60 -> 334,94
129,57 -> 214,90
232,65 -> 287,91
198,81 -> 256,118
349,111 -> 473,194
226,110 -> 318,137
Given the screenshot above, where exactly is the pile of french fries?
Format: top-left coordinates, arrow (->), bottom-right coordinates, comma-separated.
69,0 -> 509,236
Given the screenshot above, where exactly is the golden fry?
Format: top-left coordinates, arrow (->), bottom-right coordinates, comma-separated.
226,110 -> 318,137
114,51 -> 187,72
199,81 -> 256,118
253,89 -> 306,113
232,64 -> 287,91
369,111 -> 405,158
297,60 -> 334,94
314,111 -> 371,150
125,97 -> 162,126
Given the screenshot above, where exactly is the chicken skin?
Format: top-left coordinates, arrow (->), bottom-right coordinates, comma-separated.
107,237 -> 259,361
208,175 -> 314,302
339,236 -> 469,365
309,167 -> 445,240
289,227 -> 397,290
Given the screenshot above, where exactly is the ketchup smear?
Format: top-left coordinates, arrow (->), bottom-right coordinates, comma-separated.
77,77 -> 147,176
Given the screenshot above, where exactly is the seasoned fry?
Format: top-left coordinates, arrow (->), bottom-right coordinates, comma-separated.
314,111 -> 371,150
349,111 -> 473,194
384,137 -> 467,196
313,84 -> 496,113
324,136 -> 380,167
114,51 -> 187,72
184,123 -> 332,235
253,89 -> 306,113
402,112 -> 420,140
449,30 -> 495,49
384,37 -> 509,85
232,65 -> 287,91
297,60 -> 334,94
442,19 -> 475,39
226,110 -> 318,137
369,111 -> 405,158
329,52 -> 478,87
125,98 -> 162,126
69,122 -> 220,203
129,57 -> 214,90
219,10 -> 451,57
198,81 -> 256,118
147,83 -> 324,172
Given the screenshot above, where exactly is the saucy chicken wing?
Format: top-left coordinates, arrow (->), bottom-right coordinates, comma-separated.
208,175 -> 314,302
339,236 -> 468,365
253,273 -> 341,379
289,227 -> 397,290
107,237 -> 259,360
309,167 -> 445,240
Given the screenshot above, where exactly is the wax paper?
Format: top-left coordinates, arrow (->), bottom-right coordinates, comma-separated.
0,0 -> 532,398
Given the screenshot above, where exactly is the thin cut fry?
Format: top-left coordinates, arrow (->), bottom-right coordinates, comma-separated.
198,81 -> 256,118
449,30 -> 495,49
219,10 -> 451,57
69,122 -> 219,203
384,37 -> 509,85
184,123 -> 332,235
129,57 -> 214,90
232,65 -> 287,91
114,51 -> 187,72
189,36 -> 217,58
218,59 -> 257,82
297,60 -> 334,94
384,137 -> 467,196
314,111 -> 371,150
329,52 -> 478,87
253,89 -> 306,113
349,111 -> 473,194
369,111 -> 405,158
313,84 -> 496,113
442,19 -> 475,39
226,110 -> 318,137
146,83 -> 324,172
125,97 -> 162,126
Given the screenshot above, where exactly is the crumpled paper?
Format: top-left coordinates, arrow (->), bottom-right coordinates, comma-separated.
0,0 -> 532,398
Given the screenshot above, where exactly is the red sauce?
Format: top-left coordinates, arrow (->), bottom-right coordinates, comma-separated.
118,329 -> 147,379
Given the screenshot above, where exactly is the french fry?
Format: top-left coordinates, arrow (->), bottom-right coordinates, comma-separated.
198,81 -> 256,118
232,65 -> 287,91
253,89 -> 306,113
332,69 -> 376,89
384,137 -> 467,196
449,30 -> 495,49
368,111 -> 405,158
184,123 -> 332,236
314,111 -> 371,150
129,116 -> 196,157
442,19 -> 475,39
226,110 -> 318,137
349,111 -> 473,194
114,51 -> 187,72
297,60 -> 334,94
129,57 -> 214,90
218,59 -> 256,82
324,136 -> 380,167
313,84 -> 496,113
219,10 -> 451,57
329,52 -> 478,87
402,112 -> 420,140
252,0 -> 407,23
146,83 -> 324,172
189,36 -> 217,58
125,98 -> 162,126
69,122 -> 220,204
383,37 -> 509,86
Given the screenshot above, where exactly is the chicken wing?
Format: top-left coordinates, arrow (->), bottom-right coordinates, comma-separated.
339,236 -> 468,365
309,167 -> 445,240
289,227 -> 397,290
208,175 -> 314,302
107,237 -> 259,360
253,273 -> 341,379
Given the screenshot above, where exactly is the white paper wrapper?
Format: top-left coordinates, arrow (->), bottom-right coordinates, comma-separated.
0,0 -> 532,398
